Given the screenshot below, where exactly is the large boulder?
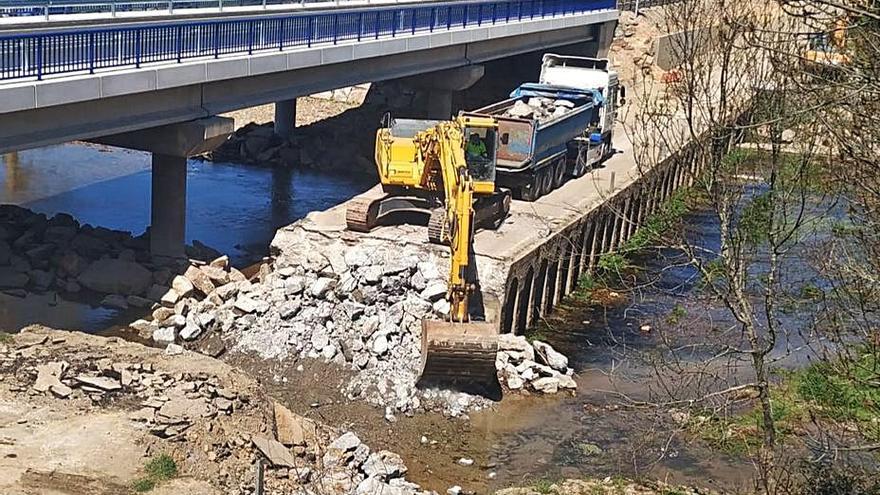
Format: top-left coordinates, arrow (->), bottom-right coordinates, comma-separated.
77,258 -> 152,295
532,340 -> 569,372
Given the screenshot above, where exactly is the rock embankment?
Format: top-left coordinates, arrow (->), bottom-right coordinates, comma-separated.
207,81 -> 426,176
0,204 -> 221,308
3,326 -> 437,495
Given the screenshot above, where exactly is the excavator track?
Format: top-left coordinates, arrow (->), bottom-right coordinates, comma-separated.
345,198 -> 381,233
418,320 -> 499,387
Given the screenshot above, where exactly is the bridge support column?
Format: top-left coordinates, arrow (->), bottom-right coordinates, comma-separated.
274,98 -> 297,140
88,117 -> 233,259
151,154 -> 188,258
398,65 -> 485,119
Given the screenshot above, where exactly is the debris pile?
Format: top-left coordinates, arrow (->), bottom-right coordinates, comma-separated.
495,334 -> 577,393
503,97 -> 577,121
152,223 -> 578,417
128,253 -> 250,350
0,204 -> 221,305
3,326 -> 436,495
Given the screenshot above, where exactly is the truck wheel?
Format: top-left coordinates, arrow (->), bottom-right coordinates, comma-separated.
571,148 -> 588,177
516,173 -> 542,202
552,158 -> 566,189
539,166 -> 554,196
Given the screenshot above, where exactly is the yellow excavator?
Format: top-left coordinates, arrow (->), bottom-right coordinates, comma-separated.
345,114 -> 509,387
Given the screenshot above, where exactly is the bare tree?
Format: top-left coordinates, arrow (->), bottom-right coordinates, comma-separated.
622,0 -> 841,491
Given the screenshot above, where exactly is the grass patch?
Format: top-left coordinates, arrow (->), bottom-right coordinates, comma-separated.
132,454 -> 177,492
665,304 -> 688,325
691,348 -> 880,455
532,478 -> 556,494
0,332 -> 13,344
794,351 -> 880,434
132,478 -> 156,493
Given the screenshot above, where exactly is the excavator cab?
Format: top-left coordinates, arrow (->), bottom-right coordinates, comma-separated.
463,125 -> 498,184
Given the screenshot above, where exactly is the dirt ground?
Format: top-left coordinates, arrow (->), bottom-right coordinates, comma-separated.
0,326 -> 271,494
220,87 -> 369,130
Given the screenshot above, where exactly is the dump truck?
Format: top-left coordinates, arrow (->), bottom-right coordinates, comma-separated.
465,54 -> 624,201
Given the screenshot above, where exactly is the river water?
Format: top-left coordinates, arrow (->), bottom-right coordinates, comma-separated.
0,144 -> 372,332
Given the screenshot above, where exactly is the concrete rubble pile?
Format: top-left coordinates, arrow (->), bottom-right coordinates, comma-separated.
503,97 -> 576,122
0,204 -> 221,306
129,253 -> 252,349
496,334 -> 577,394
5,327 -> 438,495
142,220 -> 577,417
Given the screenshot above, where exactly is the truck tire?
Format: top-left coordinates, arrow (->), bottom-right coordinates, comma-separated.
515,173 -> 542,202
539,166 -> 554,196
552,157 -> 566,189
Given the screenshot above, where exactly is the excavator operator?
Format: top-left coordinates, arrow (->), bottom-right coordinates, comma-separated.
466,133 -> 488,160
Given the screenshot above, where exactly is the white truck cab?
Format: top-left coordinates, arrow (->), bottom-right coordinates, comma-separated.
539,54 -> 625,148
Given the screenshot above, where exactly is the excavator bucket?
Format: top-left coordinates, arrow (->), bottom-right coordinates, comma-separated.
417,319 -> 499,392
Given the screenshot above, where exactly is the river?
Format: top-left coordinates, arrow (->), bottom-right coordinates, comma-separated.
0,143 -> 372,332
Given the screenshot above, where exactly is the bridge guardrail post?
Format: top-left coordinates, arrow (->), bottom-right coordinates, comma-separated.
35,35 -> 43,80
135,28 -> 141,68
307,15 -> 313,47
429,6 -> 435,32
374,11 -> 380,39
279,18 -> 286,50
333,14 -> 338,44
213,23 -> 220,57
176,25 -> 182,61
248,19 -> 255,53
446,4 -> 451,29
358,12 -> 363,40
89,31 -> 95,73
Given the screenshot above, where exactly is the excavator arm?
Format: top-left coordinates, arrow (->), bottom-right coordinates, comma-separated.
417,122 -> 499,391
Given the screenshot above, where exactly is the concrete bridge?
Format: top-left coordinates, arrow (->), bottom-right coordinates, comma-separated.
0,0 -> 617,257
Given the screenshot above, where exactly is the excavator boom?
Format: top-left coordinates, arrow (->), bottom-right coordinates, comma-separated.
416,120 -> 500,391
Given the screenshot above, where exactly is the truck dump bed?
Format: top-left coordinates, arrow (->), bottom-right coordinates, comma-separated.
464,84 -> 602,172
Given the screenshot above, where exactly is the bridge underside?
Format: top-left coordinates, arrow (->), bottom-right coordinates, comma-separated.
0,13 -> 615,154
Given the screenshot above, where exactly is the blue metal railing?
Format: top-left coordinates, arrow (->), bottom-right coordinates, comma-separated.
0,0 -> 615,81
0,0 -> 364,20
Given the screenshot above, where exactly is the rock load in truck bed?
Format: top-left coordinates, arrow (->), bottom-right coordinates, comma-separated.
503,97 -> 578,122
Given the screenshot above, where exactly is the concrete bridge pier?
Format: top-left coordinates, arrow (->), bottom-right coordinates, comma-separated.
401,65 -> 486,119
89,117 -> 234,258
274,98 -> 297,141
